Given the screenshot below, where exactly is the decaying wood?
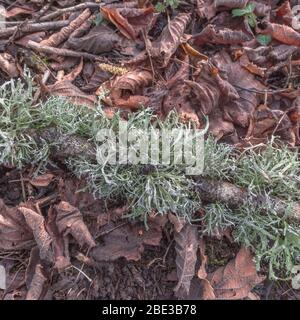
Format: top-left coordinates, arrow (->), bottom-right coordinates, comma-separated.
0,21 -> 69,39
28,129 -> 300,222
38,2 -> 101,22
27,40 -> 101,61
195,178 -> 300,220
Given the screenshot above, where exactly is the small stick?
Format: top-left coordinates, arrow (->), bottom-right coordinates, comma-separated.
27,40 -> 101,61
39,2 -> 101,22
0,20 -> 69,38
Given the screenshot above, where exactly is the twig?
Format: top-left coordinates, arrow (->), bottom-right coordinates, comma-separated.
27,40 -> 101,61
0,20 -> 69,38
39,2 -> 101,22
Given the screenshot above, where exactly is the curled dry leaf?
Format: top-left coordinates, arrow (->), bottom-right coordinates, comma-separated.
150,13 -> 191,67
47,80 -> 96,107
207,247 -> 265,300
101,6 -> 154,40
197,0 -> 216,20
55,201 -> 96,248
67,25 -> 121,55
30,173 -> 54,188
193,25 -> 253,46
19,207 -> 53,261
168,213 -> 186,233
0,53 -> 19,78
0,200 -> 34,250
113,95 -> 150,110
111,69 -> 152,100
174,224 -> 198,297
260,22 -> 300,46
26,262 -> 48,300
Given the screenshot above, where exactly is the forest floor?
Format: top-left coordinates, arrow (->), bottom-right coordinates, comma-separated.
1,0 -> 300,300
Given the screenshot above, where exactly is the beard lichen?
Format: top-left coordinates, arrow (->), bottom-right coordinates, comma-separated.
1,76 -> 300,280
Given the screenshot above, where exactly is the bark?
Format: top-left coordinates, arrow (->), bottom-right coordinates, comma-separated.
195,178 -> 300,221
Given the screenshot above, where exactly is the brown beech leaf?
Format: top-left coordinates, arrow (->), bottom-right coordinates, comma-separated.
67,25 -> 121,54
168,213 -> 186,233
0,53 -> 19,78
30,173 -> 54,188
101,6 -> 154,40
25,264 -> 48,300
193,25 -> 253,46
212,51 -> 265,127
197,0 -> 216,20
55,201 -> 96,248
150,13 -> 191,67
62,58 -> 83,82
47,80 -> 96,107
174,224 -> 198,297
209,108 -> 236,140
239,53 -> 266,77
114,95 -> 150,110
19,207 -> 53,261
91,215 -> 167,262
197,238 -> 208,280
260,22 -> 300,46
0,200 -> 34,250
207,247 -> 265,300
111,69 -> 152,98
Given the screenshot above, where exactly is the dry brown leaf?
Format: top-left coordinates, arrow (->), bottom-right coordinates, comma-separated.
168,213 -> 186,233
101,6 -> 154,40
47,80 -> 96,107
193,25 -> 253,46
150,13 -> 191,67
0,53 -> 19,78
114,95 -> 150,110
0,200 -> 34,250
19,207 -> 53,261
207,247 -> 265,300
91,215 -> 167,262
174,224 -> 198,297
197,0 -> 216,20
25,264 -> 48,300
30,173 -> 54,188
67,25 -> 121,54
260,22 -> 300,46
55,201 -> 96,248
197,238 -> 208,280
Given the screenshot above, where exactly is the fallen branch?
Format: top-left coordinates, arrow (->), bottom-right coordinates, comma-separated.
40,9 -> 91,47
27,40 -> 101,61
0,21 -> 69,38
38,2 -> 101,22
195,178 -> 300,221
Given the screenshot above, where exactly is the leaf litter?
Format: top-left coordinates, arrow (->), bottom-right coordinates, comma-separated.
1,0 -> 300,300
